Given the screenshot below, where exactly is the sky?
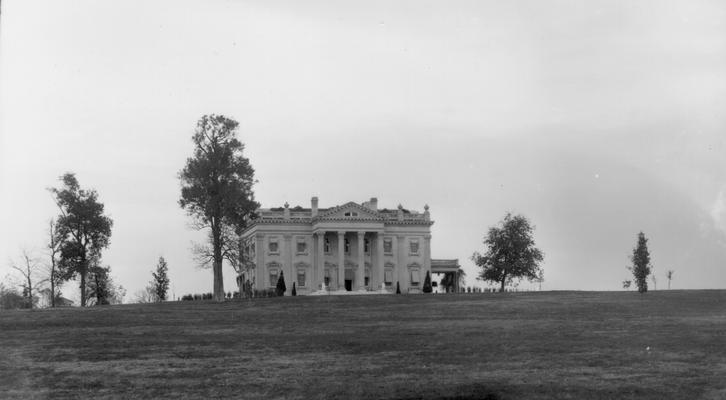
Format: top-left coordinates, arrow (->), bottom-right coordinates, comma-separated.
1,0 -> 725,302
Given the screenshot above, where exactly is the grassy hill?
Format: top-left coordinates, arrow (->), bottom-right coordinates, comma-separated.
1,291 -> 725,399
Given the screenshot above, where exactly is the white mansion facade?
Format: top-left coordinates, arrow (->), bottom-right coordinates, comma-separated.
239,197 -> 433,295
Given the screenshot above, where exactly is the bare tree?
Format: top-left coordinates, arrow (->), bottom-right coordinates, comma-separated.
9,249 -> 48,309
46,218 -> 64,307
666,270 -> 674,290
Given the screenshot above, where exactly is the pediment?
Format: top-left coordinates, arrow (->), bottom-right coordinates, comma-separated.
316,202 -> 383,220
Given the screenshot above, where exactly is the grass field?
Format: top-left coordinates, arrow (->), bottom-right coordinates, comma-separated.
1,291 -> 725,399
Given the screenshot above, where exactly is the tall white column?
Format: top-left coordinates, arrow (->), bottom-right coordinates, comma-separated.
357,231 -> 365,290
284,234 -> 292,295
376,233 -> 384,289
397,234 -> 406,292
424,234 -> 432,281
255,233 -> 265,290
337,231 -> 345,290
316,232 -> 325,290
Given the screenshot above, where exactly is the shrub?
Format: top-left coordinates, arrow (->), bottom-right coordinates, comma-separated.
276,271 -> 287,297
291,282 -> 297,296
396,281 -> 401,294
422,271 -> 432,293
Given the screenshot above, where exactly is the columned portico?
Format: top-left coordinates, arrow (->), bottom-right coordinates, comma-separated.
240,197 -> 434,295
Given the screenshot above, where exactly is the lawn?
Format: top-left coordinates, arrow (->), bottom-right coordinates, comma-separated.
1,290 -> 725,399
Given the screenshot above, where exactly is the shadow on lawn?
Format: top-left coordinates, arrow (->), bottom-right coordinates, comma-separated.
397,383 -> 502,400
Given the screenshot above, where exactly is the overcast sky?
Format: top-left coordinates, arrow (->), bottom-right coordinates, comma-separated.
1,0 -> 725,302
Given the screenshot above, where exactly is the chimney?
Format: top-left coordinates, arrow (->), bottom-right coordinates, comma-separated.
369,197 -> 378,211
311,196 -> 318,217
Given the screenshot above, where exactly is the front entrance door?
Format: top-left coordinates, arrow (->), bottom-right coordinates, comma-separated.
345,279 -> 352,291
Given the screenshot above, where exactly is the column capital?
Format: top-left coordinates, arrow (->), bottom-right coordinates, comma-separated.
283,234 -> 293,240
357,231 -> 366,238
424,234 -> 432,240
255,233 -> 266,240
337,231 -> 346,237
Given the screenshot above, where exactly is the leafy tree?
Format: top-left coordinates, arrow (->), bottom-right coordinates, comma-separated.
0,283 -> 26,310
472,213 -> 544,292
630,231 -> 651,293
422,271 -> 432,293
9,249 -> 47,309
179,115 -> 259,302
152,257 -> 170,301
291,282 -> 297,296
666,270 -> 674,290
276,271 -> 286,297
87,263 -> 111,305
622,280 -> 632,290
50,173 -> 113,307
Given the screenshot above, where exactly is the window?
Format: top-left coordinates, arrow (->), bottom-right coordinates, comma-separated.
410,269 -> 420,286
268,238 -> 279,253
297,270 -> 306,287
383,238 -> 392,254
324,237 -> 331,253
343,211 -> 359,217
296,240 -> 306,254
384,269 -> 393,286
269,269 -> 279,287
364,238 -> 370,253
409,239 -> 419,254
344,238 -> 350,254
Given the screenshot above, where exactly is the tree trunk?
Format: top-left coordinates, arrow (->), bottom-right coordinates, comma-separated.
212,222 -> 225,302
80,272 -> 87,307
500,272 -> 506,292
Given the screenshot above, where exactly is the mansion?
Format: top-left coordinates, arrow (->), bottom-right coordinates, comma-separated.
238,197 -> 438,295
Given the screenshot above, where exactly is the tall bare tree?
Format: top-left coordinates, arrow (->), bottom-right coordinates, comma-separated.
9,249 -> 47,309
46,218 -> 64,307
666,269 -> 674,290
179,115 -> 259,302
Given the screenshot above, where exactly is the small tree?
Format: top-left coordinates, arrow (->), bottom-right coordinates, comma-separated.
396,281 -> 401,294
0,283 -> 26,310
666,270 -> 674,290
622,280 -> 632,290
472,213 -> 544,292
291,282 -> 297,296
152,257 -> 170,302
630,231 -> 651,293
276,271 -> 286,296
422,271 -> 432,293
